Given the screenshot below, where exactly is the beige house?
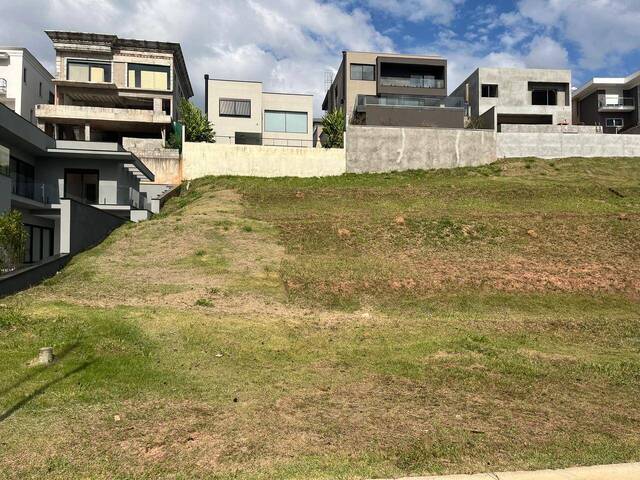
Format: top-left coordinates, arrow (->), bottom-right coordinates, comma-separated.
205,77 -> 313,147
35,31 -> 193,143
322,50 -> 464,128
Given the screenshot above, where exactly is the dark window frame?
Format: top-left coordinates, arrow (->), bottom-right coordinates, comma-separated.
219,98 -> 252,118
10,156 -> 35,199
605,117 -> 624,128
531,88 -> 557,106
64,168 -> 100,205
127,63 -> 170,90
350,63 -> 375,81
23,224 -> 54,264
481,84 -> 498,98
67,60 -> 112,83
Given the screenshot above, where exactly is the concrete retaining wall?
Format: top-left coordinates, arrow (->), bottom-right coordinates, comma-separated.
346,125 -> 496,173
497,132 -> 640,158
123,137 -> 181,185
182,142 -> 346,179
60,199 -> 125,254
500,124 -> 603,134
0,254 -> 70,298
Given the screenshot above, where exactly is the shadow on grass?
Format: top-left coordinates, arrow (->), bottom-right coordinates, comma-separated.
0,360 -> 93,422
0,342 -> 80,398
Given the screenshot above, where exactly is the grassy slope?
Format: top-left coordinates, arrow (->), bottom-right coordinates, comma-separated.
0,157 -> 639,479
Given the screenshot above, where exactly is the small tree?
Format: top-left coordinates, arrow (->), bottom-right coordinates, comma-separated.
0,210 -> 27,272
321,109 -> 345,149
179,99 -> 215,143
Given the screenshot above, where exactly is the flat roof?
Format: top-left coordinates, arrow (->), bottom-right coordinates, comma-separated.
573,70 -> 640,99
343,50 -> 445,60
45,31 -> 193,98
0,46 -> 54,79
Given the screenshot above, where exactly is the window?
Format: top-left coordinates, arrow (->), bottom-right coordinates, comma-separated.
67,61 -> 111,83
127,63 -> 170,90
64,169 -> 99,204
350,64 -> 375,81
10,157 -> 35,199
605,118 -> 624,128
48,91 -> 55,104
481,84 -> 498,97
264,111 -> 308,134
39,82 -> 42,97
0,146 -> 9,177
532,88 -> 557,106
23,67 -> 26,84
219,98 -> 251,117
24,224 -> 54,264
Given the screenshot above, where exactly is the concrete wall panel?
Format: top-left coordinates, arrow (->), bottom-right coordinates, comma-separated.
497,132 -> 640,158
346,125 -> 496,173
182,142 -> 346,179
59,199 -> 125,254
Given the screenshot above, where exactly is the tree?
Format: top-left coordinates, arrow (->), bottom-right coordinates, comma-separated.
179,99 -> 215,143
321,109 -> 345,149
0,210 -> 27,272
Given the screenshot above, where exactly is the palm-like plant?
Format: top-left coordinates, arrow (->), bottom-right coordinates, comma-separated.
321,109 -> 345,149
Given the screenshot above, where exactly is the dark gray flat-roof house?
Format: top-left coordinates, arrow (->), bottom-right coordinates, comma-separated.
322,51 -> 464,129
572,72 -> 640,134
1,102 -> 154,275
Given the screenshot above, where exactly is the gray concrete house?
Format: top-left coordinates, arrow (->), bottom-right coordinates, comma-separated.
35,31 -> 193,144
1,102 -> 154,272
205,77 -> 314,147
0,47 -> 54,125
322,51 -> 464,128
450,67 -> 572,130
572,72 -> 639,134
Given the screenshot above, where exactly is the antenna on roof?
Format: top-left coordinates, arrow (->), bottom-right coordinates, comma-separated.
324,70 -> 333,92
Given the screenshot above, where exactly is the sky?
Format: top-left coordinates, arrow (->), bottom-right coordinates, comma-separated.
1,0 -> 639,115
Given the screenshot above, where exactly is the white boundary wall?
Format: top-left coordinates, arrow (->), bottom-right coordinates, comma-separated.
497,132 -> 640,158
182,142 -> 346,179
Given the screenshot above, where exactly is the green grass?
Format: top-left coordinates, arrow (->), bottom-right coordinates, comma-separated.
0,157 -> 639,479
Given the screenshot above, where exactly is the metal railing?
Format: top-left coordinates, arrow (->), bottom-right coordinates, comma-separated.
598,95 -> 635,109
0,78 -> 6,96
380,76 -> 445,89
357,94 -> 465,109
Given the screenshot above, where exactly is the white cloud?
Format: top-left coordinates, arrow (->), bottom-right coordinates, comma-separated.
518,0 -> 640,69
0,0 -> 395,114
364,0 -> 463,24
524,35 -> 569,69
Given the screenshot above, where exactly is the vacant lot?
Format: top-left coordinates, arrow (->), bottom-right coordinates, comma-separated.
1,157 -> 639,479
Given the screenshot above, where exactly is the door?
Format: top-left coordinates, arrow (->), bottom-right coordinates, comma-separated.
64,169 -> 99,204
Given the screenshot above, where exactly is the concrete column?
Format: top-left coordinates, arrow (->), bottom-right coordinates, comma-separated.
84,123 -> 91,141
153,98 -> 163,112
53,124 -> 59,140
59,199 -> 71,255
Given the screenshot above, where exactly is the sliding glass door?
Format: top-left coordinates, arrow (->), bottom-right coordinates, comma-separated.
64,169 -> 99,204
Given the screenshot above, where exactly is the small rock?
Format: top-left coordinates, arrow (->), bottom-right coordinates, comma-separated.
527,229 -> 538,238
295,191 -> 305,199
114,415 -> 121,422
215,353 -> 223,358
337,228 -> 351,238
394,215 -> 405,225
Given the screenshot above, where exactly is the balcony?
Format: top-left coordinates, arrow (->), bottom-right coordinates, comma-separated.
11,181 -> 57,205
379,77 -> 445,89
598,95 -> 635,112
35,104 -> 171,125
357,94 -> 464,109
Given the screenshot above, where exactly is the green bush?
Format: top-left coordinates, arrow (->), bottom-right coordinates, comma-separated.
321,109 -> 345,148
179,99 -> 215,143
0,210 -> 27,272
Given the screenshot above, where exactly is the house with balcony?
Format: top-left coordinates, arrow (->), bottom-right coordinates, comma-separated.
205,77 -> 314,147
572,72 -> 639,134
0,102 -> 154,278
35,31 -> 193,144
450,67 -> 572,131
322,51 -> 464,128
0,47 -> 54,124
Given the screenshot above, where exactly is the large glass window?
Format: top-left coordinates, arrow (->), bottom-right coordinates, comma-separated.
67,61 -> 111,83
64,169 -> 99,204
10,157 -> 35,199
481,84 -> 498,98
219,99 -> 251,117
128,63 -> 170,90
532,88 -> 557,105
350,64 -> 375,81
264,111 -> 308,133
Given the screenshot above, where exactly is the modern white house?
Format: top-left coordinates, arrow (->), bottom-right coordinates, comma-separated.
205,76 -> 313,147
450,67 -> 572,130
0,47 -> 54,125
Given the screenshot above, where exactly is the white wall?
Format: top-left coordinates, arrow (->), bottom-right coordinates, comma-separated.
497,132 -> 640,158
182,142 -> 346,178
0,49 -> 53,124
207,79 -> 263,143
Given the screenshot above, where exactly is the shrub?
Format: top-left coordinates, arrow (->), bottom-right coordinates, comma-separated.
0,210 -> 27,273
179,99 -> 215,143
321,109 -> 345,149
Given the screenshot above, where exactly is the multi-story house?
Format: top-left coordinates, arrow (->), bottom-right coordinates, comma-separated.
451,67 -> 572,130
0,47 -> 54,124
35,31 -> 193,144
205,77 -> 314,147
572,72 -> 640,134
322,51 -> 465,128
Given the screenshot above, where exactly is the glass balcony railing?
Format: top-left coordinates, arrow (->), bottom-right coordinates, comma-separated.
380,76 -> 445,89
598,95 -> 635,109
11,181 -> 57,204
357,94 -> 465,109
